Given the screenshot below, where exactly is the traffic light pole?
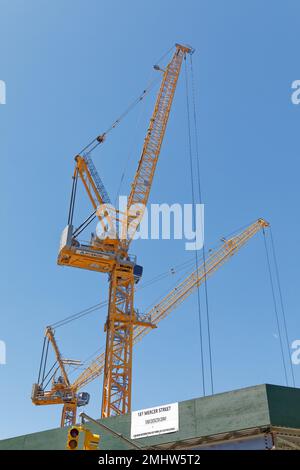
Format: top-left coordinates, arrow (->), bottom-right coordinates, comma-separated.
79,412 -> 147,450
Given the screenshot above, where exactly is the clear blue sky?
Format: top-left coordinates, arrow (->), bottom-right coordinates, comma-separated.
1,0 -> 300,439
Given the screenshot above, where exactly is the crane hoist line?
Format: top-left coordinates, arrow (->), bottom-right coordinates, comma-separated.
32,218 -> 269,427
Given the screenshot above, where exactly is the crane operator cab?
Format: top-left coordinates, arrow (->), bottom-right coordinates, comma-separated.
133,264 -> 143,284
77,392 -> 90,407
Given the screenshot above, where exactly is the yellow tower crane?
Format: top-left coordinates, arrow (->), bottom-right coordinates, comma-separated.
55,44 -> 192,421
32,218 -> 269,426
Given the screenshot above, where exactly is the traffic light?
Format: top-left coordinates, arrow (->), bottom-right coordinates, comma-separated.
66,426 -> 81,450
83,429 -> 100,450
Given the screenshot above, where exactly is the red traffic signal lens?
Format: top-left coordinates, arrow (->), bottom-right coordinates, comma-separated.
70,428 -> 79,438
68,439 -> 78,450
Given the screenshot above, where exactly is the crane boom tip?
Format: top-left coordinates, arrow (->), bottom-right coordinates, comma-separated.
175,43 -> 194,54
258,218 -> 270,227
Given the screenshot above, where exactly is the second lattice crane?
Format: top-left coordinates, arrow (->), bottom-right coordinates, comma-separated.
32,218 -> 269,426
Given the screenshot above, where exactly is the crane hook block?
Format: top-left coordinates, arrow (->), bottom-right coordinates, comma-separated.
97,134 -> 106,143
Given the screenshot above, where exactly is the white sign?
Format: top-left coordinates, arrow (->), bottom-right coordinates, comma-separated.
131,402 -> 178,439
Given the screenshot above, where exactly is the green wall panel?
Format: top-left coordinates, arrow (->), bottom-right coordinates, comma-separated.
1,384 -> 299,450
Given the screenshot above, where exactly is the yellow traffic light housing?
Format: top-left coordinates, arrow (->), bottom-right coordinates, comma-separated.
83,430 -> 100,450
67,426 -> 80,450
